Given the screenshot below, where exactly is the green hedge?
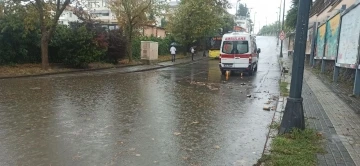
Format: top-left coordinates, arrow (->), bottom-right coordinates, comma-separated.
0,13 -> 41,64
132,35 -> 173,59
50,25 -> 106,68
0,12 -> 172,67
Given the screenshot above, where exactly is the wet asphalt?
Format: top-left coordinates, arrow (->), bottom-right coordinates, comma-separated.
0,36 -> 281,166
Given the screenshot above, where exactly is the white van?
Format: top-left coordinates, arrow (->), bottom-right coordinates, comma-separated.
219,32 -> 260,76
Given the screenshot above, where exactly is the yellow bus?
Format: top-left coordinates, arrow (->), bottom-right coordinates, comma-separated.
208,36 -> 222,59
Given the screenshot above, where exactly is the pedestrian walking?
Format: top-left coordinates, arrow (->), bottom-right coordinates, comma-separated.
170,45 -> 176,62
191,46 -> 195,61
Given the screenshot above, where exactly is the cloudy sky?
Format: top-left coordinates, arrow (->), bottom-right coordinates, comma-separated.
227,0 -> 292,33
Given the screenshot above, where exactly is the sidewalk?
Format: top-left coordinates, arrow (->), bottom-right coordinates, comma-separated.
0,54 -> 207,79
280,53 -> 360,166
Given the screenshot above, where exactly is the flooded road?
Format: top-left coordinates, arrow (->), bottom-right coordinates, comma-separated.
0,36 -> 280,166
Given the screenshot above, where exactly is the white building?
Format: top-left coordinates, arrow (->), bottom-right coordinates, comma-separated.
58,0 -> 116,26
59,10 -> 81,26
234,16 -> 252,33
59,0 -> 169,28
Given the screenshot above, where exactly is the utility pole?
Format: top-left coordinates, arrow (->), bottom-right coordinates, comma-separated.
266,17 -> 267,26
279,0 -> 285,57
253,12 -> 256,34
277,5 -> 281,46
236,0 -> 241,16
279,0 -> 311,134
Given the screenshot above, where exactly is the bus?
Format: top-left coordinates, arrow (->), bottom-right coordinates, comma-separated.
208,36 -> 222,59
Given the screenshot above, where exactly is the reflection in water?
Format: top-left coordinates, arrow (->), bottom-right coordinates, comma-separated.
0,36 -> 281,166
45,77 -> 119,165
207,60 -> 222,83
172,63 -> 219,166
0,79 -> 55,165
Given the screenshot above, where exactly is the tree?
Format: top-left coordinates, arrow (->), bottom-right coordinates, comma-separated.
258,21 -> 280,36
160,17 -> 167,28
285,0 -> 299,30
0,1 -> 41,64
0,1 -> 4,19
285,0 -> 313,30
110,0 -> 163,62
236,3 -> 248,17
258,21 -> 292,36
167,0 -> 229,54
221,12 -> 235,33
22,0 -> 71,69
23,0 -> 70,69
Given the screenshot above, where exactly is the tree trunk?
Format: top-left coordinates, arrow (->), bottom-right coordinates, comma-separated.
126,25 -> 133,62
127,39 -> 133,62
41,31 -> 50,69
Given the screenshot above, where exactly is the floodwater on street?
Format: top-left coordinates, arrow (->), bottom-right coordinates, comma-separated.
0,36 -> 281,166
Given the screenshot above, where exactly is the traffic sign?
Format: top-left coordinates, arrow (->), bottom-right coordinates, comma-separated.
279,31 -> 286,40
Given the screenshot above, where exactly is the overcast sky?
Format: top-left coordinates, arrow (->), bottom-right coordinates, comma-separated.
227,0 -> 292,33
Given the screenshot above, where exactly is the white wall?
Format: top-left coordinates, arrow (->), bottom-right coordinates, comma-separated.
59,10 -> 80,26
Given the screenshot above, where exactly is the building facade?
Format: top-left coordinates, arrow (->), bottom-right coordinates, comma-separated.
234,16 -> 252,33
309,0 -> 356,24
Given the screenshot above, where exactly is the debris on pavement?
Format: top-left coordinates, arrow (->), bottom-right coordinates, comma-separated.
174,132 -> 181,136
190,81 -> 219,91
263,106 -> 271,111
214,145 -> 220,149
316,132 -> 323,137
191,121 -> 199,124
247,94 -> 251,97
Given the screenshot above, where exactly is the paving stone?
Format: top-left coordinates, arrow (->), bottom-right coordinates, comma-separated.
282,55 -> 358,166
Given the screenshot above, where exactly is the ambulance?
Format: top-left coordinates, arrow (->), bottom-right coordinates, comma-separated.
219,32 -> 261,76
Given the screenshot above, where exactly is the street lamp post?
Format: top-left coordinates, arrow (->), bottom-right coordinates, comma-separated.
275,12 -> 279,36
277,6 -> 281,46
253,12 -> 256,34
279,0 -> 285,57
279,0 -> 312,134
265,17 -> 267,26
236,0 -> 241,16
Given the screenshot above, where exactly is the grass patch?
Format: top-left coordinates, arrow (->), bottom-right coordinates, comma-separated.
158,54 -> 188,62
312,67 -> 321,75
0,62 -> 116,78
0,64 -> 73,77
258,128 -> 325,166
280,81 -> 289,96
88,62 -> 115,68
269,121 -> 280,130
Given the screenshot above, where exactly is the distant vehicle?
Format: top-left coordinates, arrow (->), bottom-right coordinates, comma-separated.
219,32 -> 261,76
208,36 -> 222,59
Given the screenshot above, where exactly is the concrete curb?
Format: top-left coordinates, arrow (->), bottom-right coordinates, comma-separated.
0,63 -> 142,80
262,97 -> 285,155
258,54 -> 287,163
0,57 -> 207,80
125,58 -> 206,74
